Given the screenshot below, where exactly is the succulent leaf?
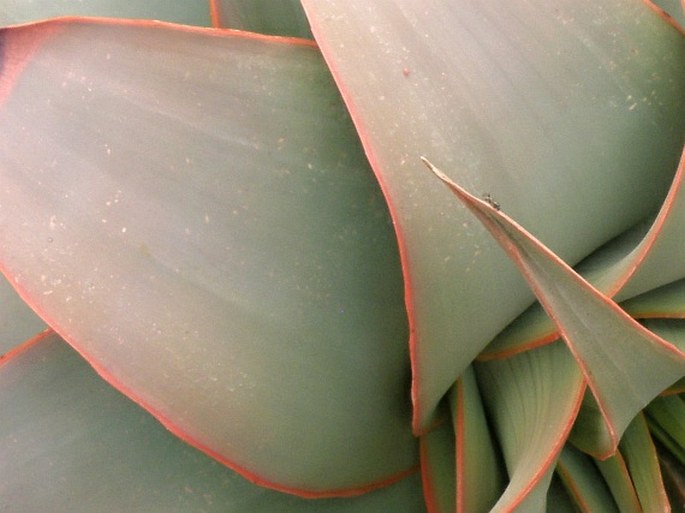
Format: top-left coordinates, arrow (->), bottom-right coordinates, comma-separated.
0,18 -> 417,494
301,0 -> 685,433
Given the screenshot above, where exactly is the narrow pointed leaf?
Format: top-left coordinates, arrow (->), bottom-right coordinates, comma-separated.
476,341 -> 585,512
556,445 -> 620,513
302,0 -> 685,432
595,453 -> 643,513
620,414 -> 671,512
0,332 -> 426,513
450,366 -> 503,513
424,158 -> 685,457
0,19 -> 417,494
484,143 -> 685,358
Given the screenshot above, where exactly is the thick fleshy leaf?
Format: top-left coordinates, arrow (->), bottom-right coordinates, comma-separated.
301,0 -> 685,432
0,19 -> 418,495
0,1 -> 211,26
475,341 -> 585,512
450,366 -> 503,513
556,445 -> 619,513
212,0 -> 312,38
484,143 -> 685,359
620,413 -> 671,512
420,367 -> 504,513
0,332 -> 427,513
594,453 -> 642,513
424,158 -> 685,457
0,274 -> 45,355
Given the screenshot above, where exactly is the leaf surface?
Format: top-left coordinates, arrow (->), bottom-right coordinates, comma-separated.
301,0 -> 685,432
0,332 -> 426,513
475,341 -> 585,512
556,445 -> 619,513
0,0 -> 211,26
0,274 -> 45,355
212,0 -> 312,38
0,19 -> 417,495
424,158 -> 685,457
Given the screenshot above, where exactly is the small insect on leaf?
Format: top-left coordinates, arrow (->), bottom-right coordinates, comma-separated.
482,193 -> 500,211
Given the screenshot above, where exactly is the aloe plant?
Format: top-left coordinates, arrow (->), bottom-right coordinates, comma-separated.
0,1 -> 684,511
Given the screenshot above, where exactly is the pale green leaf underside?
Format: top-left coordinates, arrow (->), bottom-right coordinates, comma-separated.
476,341 -> 585,512
426,158 -> 685,457
0,333 -> 426,513
0,19 -> 416,494
301,0 -> 685,432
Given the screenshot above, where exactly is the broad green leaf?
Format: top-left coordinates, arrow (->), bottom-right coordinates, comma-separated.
556,445 -> 619,513
0,19 -> 417,494
0,274 -> 46,355
475,341 -> 585,512
0,332 -> 427,513
301,0 -> 685,432
620,413 -> 671,512
0,0 -> 211,26
213,0 -> 313,38
449,366 -> 503,513
424,158 -> 685,457
595,453 -> 642,513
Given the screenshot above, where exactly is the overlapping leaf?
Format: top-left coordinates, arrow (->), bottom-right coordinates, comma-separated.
476,341 -> 585,512
0,332 -> 426,513
0,18 -> 417,495
423,157 -> 685,458
301,0 -> 685,432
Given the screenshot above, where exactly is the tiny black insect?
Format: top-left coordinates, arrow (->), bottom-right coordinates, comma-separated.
482,193 -> 501,211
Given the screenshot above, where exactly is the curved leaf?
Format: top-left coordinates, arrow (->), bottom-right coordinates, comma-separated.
450,366 -> 503,513
301,0 -> 685,432
0,19 -> 417,495
620,413 -> 671,512
556,445 -> 619,513
484,143 -> 685,359
424,157 -> 685,457
475,341 -> 585,512
0,331 -> 427,513
594,452 -> 642,513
